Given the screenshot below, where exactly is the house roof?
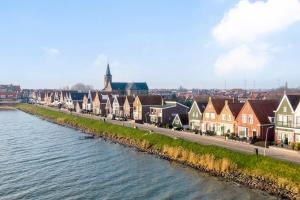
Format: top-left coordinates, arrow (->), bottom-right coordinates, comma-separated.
177,113 -> 189,125
116,96 -> 126,106
126,96 -> 135,105
228,102 -> 244,118
287,95 -> 300,110
137,95 -> 162,105
248,100 -> 279,124
211,98 -> 230,114
110,82 -> 148,91
70,92 -> 87,101
196,101 -> 208,113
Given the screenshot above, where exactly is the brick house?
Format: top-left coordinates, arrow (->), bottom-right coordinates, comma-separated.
202,97 -> 230,135
124,96 -> 135,119
133,95 -> 163,123
236,100 -> 279,141
219,100 -> 243,135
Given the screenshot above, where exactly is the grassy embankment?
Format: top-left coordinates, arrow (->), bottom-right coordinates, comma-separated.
17,104 -> 300,196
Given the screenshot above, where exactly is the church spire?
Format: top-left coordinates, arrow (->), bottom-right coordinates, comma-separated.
104,63 -> 112,89
106,63 -> 111,76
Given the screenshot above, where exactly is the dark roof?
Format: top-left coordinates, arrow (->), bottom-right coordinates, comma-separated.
177,114 -> 189,125
138,95 -> 162,105
228,102 -> 244,118
117,96 -> 126,106
287,95 -> 300,110
126,82 -> 148,90
196,101 -> 207,113
126,96 -> 135,105
110,82 -> 148,91
111,82 -> 128,90
211,98 -> 230,114
71,92 -> 87,101
248,100 -> 279,124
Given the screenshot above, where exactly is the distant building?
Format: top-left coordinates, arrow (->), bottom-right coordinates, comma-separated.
102,64 -> 149,96
0,84 -> 21,102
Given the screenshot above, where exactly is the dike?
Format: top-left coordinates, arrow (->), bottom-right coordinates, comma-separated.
17,104 -> 300,200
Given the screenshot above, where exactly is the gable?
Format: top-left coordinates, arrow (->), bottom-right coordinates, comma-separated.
172,115 -> 182,127
236,101 -> 256,124
203,101 -> 217,115
220,104 -> 234,120
275,95 -> 295,114
188,101 -> 202,120
276,96 -> 294,115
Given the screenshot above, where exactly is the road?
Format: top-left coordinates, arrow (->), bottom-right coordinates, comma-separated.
42,106 -> 300,164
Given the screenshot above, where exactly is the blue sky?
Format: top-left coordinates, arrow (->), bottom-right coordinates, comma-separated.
1,0 -> 300,89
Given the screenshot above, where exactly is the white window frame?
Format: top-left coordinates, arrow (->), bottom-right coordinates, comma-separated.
242,114 -> 247,124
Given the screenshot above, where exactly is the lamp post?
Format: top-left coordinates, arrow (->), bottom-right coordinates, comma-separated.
264,125 -> 274,156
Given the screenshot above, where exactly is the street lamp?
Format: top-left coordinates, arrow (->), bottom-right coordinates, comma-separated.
264,126 -> 274,156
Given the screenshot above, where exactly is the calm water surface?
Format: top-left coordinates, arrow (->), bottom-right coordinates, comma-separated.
0,110 -> 275,200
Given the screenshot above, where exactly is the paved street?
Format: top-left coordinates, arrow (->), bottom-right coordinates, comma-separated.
44,106 -> 300,164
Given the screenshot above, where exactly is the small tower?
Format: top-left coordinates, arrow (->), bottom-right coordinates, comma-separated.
104,63 -> 112,88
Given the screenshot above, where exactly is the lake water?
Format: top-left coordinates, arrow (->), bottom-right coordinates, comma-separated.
0,110 -> 275,200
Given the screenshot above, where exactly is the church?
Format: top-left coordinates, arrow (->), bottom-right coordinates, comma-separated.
102,64 -> 149,96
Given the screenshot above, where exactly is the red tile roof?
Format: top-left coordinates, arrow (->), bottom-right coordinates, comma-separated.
248,100 -> 279,124
228,102 -> 244,118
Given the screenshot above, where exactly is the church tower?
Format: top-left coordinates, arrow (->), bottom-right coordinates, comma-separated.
104,63 -> 112,88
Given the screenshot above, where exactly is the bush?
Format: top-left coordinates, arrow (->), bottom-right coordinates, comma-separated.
290,142 -> 296,150
295,143 -> 300,151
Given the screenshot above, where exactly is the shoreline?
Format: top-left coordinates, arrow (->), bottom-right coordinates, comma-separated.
16,104 -> 300,199
0,106 -> 16,110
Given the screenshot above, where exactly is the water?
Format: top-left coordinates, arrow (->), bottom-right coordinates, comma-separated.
0,110 -> 275,200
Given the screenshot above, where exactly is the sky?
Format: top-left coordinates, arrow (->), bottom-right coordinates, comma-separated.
1,0 -> 300,89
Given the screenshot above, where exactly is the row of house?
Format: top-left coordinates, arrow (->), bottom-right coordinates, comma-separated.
188,95 -> 300,144
31,89 -> 300,145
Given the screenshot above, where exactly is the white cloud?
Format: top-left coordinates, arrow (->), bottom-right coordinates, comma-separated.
213,0 -> 300,75
43,48 -> 61,56
214,45 -> 269,75
213,0 -> 300,44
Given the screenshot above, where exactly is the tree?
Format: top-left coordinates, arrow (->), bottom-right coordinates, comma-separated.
71,83 -> 94,91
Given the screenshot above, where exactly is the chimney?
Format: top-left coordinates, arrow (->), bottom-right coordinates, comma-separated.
225,100 -> 228,106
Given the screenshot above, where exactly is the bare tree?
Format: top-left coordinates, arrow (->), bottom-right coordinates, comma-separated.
71,83 -> 94,91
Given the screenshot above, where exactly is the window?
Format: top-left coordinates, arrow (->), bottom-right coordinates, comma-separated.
248,115 -> 253,124
296,134 -> 300,142
278,114 -> 283,122
242,114 -> 247,123
211,113 -> 215,120
192,112 -> 195,118
296,117 -> 300,128
228,115 -> 232,121
195,112 -> 198,118
205,113 -> 209,119
239,127 -> 248,137
222,114 -> 226,121
283,107 -> 287,113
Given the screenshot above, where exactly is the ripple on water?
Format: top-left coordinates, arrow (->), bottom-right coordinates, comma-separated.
0,110 -> 276,200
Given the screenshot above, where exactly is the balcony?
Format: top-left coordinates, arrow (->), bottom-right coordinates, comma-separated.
277,121 -> 300,129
